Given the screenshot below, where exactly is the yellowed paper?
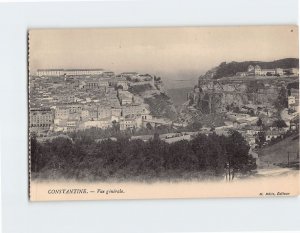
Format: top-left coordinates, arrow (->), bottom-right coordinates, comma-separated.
28,26 -> 300,201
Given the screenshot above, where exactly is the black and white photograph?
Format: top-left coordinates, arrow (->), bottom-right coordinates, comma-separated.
28,26 -> 299,201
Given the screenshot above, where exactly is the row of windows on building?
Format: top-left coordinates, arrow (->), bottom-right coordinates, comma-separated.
30,124 -> 51,127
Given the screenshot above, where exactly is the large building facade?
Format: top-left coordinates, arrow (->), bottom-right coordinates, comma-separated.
30,108 -> 54,135
36,69 -> 104,77
236,65 -> 299,77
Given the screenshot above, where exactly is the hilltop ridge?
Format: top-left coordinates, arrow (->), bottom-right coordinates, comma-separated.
201,58 -> 299,80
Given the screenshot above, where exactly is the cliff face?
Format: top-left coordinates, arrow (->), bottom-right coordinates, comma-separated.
189,58 -> 299,114
189,79 -> 282,114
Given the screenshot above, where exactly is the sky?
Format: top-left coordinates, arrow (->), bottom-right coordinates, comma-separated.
29,26 -> 298,88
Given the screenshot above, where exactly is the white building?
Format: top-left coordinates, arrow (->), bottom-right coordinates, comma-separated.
36,69 -> 64,77
36,69 -> 104,77
120,117 -> 137,130
237,65 -> 295,77
118,90 -> 133,105
82,119 -> 111,129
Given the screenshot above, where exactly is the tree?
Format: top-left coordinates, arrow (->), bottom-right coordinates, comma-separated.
146,122 -> 153,130
273,119 -> 287,128
112,120 -> 120,132
256,118 -> 263,127
192,121 -> 202,131
153,132 -> 160,141
256,131 -> 266,148
274,86 -> 288,110
249,109 -> 255,116
117,85 -> 123,90
189,95 -> 194,105
224,130 -> 252,180
233,106 -> 240,113
30,134 -> 42,173
266,72 -> 273,76
285,70 -> 293,76
154,76 -> 161,81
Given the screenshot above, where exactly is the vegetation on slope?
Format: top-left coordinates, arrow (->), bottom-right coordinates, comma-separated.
128,84 -> 153,95
144,93 -> 178,120
128,83 -> 178,120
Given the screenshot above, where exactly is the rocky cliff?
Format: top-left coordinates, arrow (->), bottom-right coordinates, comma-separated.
190,79 -> 281,114
188,58 -> 299,115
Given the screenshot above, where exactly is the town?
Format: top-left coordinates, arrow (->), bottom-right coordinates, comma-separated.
29,69 -> 168,136
30,64 -> 299,159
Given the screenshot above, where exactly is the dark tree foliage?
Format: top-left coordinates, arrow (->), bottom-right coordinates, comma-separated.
144,94 -> 177,120
273,119 -> 288,128
224,130 -> 253,179
146,122 -> 153,130
287,82 -> 299,90
188,95 -> 194,105
256,118 -> 263,127
185,121 -> 202,131
274,86 -> 288,110
30,130 -> 256,181
256,131 -> 266,148
128,84 -> 152,95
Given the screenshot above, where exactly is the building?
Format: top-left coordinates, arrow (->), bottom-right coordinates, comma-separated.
111,107 -> 122,117
275,68 -> 284,76
120,117 -> 137,130
244,125 -> 261,136
288,96 -> 296,109
64,69 -> 104,76
36,69 -> 104,77
82,119 -> 111,129
120,72 -> 139,79
236,65 -> 296,77
102,71 -> 115,79
122,104 -> 143,116
236,72 -> 247,77
68,104 -> 83,113
290,115 -> 299,130
116,80 -> 129,90
85,80 -> 100,89
80,109 -> 90,120
161,133 -> 191,144
265,130 -> 281,141
30,108 -> 54,135
118,90 -> 133,105
285,68 -> 299,76
97,106 -> 111,119
36,69 -> 64,77
98,80 -> 109,88
55,107 -> 69,119
66,121 -> 77,132
260,69 -> 276,76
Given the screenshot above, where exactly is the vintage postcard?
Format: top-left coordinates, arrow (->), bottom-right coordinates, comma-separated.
28,26 -> 299,201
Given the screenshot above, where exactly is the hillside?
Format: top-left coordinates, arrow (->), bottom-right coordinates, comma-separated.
128,83 -> 178,120
201,58 -> 299,79
258,134 -> 299,169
